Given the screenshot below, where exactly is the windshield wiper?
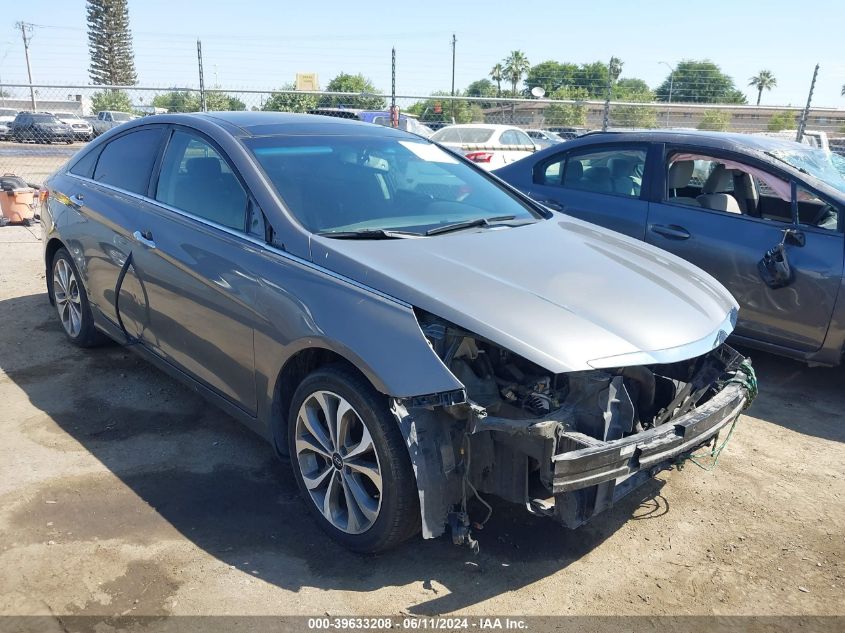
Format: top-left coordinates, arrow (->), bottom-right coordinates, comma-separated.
763,151 -> 811,175
316,229 -> 422,240
425,215 -> 518,236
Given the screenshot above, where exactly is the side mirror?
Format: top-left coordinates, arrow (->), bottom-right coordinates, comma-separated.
783,228 -> 806,247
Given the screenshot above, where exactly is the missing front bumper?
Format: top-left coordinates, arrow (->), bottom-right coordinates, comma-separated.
552,380 -> 747,494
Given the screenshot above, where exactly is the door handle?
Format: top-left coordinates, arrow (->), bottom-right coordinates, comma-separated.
532,197 -> 566,212
132,230 -> 156,249
650,224 -> 690,240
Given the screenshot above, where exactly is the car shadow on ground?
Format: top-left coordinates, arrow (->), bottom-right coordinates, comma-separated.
0,292 -> 753,615
734,344 -> 845,444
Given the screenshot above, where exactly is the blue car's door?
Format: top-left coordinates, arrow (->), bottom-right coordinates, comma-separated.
646,149 -> 843,353
522,143 -> 651,239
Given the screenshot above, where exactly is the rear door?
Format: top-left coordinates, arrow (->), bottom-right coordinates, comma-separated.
645,146 -> 843,352
65,126 -> 167,340
133,127 -> 261,414
524,143 -> 651,239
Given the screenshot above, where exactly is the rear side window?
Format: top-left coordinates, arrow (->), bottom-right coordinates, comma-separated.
69,146 -> 103,178
93,128 -> 164,195
552,146 -> 646,198
155,130 -> 248,231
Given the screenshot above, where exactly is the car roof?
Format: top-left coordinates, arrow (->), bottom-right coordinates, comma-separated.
569,129 -> 811,152
436,123 -> 519,131
119,111 -> 420,139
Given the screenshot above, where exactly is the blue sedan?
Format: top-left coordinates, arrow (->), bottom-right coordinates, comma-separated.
495,130 -> 845,366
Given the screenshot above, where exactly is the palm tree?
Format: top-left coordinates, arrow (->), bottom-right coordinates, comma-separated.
841,84 -> 845,97
490,63 -> 503,96
749,70 -> 777,106
503,51 -> 530,96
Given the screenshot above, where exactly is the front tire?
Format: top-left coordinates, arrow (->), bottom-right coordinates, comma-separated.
288,366 -> 420,553
51,248 -> 105,347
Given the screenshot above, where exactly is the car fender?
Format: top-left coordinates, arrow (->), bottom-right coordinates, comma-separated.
251,247 -> 464,427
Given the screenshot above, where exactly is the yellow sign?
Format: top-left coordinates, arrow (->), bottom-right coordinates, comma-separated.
296,73 -> 319,91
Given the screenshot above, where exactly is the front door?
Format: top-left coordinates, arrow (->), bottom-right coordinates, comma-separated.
134,128 -> 260,414
646,149 -> 843,353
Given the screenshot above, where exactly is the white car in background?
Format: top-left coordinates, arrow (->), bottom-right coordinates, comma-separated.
51,112 -> 93,141
525,128 -> 565,148
0,107 -> 19,140
430,124 -> 539,170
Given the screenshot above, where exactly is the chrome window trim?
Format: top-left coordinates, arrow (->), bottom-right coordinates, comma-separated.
64,172 -> 411,308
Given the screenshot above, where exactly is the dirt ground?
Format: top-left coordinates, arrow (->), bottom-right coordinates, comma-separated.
0,223 -> 842,621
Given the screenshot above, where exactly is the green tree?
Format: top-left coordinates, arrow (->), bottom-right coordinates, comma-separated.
320,73 -> 384,109
465,79 -> 497,108
490,63 -> 504,96
91,89 -> 133,112
655,60 -> 746,104
611,88 -> 657,129
749,70 -> 777,106
544,87 -> 589,127
262,83 -> 318,113
608,57 -> 623,84
574,61 -> 612,99
206,91 -> 246,111
152,90 -> 200,113
524,60 -> 579,96
768,110 -> 798,132
86,0 -> 137,86
697,110 -> 731,131
503,51 -> 530,95
465,79 -> 496,98
407,91 -> 483,125
614,78 -> 652,100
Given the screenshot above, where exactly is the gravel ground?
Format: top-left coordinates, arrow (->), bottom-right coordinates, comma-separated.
0,224 -> 842,622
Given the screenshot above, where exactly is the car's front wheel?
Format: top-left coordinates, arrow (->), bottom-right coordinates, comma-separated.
288,366 -> 420,553
51,248 -> 104,347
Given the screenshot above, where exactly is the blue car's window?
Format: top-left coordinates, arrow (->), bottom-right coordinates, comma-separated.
156,130 -> 248,231
542,147 -> 646,198
245,135 -> 542,234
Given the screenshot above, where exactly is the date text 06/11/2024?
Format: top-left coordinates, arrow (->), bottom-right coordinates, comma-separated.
306,617 -> 529,630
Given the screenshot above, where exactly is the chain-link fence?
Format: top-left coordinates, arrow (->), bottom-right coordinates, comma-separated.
2,84 -> 845,185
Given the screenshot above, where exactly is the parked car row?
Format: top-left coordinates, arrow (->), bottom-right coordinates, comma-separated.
0,109 -> 140,144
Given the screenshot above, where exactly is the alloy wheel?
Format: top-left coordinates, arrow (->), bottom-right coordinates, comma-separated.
294,390 -> 383,534
53,257 -> 83,338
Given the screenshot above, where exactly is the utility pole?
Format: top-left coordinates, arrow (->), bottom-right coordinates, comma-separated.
16,22 -> 36,110
197,39 -> 207,112
450,33 -> 456,122
796,63 -> 819,143
391,47 -> 397,128
602,56 -> 613,132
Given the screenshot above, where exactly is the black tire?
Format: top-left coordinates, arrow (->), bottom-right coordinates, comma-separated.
50,248 -> 106,347
287,365 -> 420,553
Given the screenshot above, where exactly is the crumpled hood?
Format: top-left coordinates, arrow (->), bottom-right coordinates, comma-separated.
309,217 -> 739,373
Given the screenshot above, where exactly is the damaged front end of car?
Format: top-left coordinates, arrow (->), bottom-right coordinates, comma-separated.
394,310 -> 757,549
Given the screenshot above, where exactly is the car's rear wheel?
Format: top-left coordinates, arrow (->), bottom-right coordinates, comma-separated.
287,366 -> 420,553
51,248 -> 105,347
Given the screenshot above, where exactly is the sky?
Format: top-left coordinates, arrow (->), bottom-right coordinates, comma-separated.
1,0 -> 843,107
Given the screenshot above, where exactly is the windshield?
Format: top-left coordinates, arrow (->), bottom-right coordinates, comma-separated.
245,135 -> 542,234
111,112 -> 133,122
768,148 -> 845,195
431,127 -> 495,144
